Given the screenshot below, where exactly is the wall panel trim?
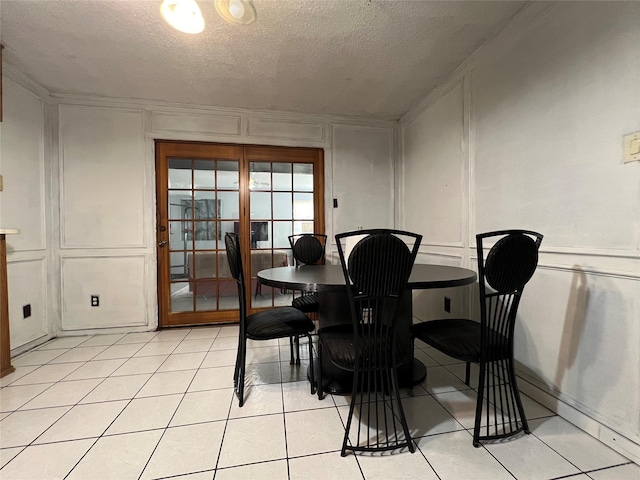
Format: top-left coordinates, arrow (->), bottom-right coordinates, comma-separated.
417,251 -> 464,261
420,241 -> 465,248
58,105 -> 146,249
536,263 -> 640,281
60,253 -> 149,331
6,257 -> 50,349
246,117 -> 325,142
151,111 -> 241,136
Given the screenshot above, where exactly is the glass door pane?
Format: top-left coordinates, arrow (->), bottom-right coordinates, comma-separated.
250,161 -> 316,309
167,157 -> 240,315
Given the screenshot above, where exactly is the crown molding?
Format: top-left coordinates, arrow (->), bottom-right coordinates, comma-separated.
3,64 -> 51,100
49,92 -> 399,129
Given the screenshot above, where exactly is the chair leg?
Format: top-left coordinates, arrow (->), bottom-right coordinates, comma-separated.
465,361 -> 471,386
340,368 -> 360,457
295,335 -> 301,365
307,333 -> 315,395
316,341 -> 324,400
233,327 -> 243,389
289,336 -> 295,365
408,335 -> 415,396
472,359 -> 486,448
287,335 -> 301,365
390,365 -> 415,453
233,340 -> 241,388
236,337 -> 247,407
339,360 -> 415,456
507,356 -> 530,435
472,357 -> 530,447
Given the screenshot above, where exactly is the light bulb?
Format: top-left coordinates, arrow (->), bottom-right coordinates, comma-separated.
160,0 -> 205,34
214,0 -> 255,25
228,0 -> 245,19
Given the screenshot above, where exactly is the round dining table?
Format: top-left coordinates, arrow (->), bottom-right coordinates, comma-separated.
258,263 -> 477,393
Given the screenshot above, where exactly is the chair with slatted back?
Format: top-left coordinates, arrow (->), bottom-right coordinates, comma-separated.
317,229 -> 421,456
287,233 -> 327,363
288,234 -> 327,312
410,229 -> 543,447
225,233 -> 315,406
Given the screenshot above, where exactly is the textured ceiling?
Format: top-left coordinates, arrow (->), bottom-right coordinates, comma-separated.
0,0 -> 527,120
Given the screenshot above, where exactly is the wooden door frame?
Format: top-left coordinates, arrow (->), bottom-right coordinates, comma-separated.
155,140 -> 324,328
156,141 -> 243,327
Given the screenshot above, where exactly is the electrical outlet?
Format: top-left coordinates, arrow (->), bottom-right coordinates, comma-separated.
623,132 -> 640,163
444,296 -> 451,313
23,304 -> 31,319
91,295 -> 100,307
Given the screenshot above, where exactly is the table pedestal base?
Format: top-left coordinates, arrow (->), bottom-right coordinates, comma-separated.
311,358 -> 427,395
315,289 -> 424,395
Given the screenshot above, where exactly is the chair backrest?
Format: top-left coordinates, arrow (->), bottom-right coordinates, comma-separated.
225,232 -> 247,325
476,230 -> 543,357
288,233 -> 327,266
336,229 -> 422,368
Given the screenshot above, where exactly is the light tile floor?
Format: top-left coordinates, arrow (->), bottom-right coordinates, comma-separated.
1,325 -> 637,480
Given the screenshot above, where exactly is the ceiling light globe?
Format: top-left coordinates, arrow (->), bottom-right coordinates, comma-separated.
160,0 -> 205,34
215,0 -> 255,25
229,0 -> 245,19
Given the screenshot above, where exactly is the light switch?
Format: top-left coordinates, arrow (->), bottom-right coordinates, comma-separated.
623,132 -> 640,163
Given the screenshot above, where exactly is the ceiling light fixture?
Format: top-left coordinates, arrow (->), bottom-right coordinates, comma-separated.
160,0 -> 205,34
214,0 -> 256,26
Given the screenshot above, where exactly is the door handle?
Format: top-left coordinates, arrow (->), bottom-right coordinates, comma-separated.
158,240 -> 168,247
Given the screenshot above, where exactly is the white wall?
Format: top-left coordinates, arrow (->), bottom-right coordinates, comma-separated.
57,105 -> 150,332
328,123 -> 396,261
2,68 -> 398,347
0,75 -> 51,352
401,2 -> 640,461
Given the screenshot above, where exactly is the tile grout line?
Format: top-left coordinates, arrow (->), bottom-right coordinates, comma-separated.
133,327 -> 220,480
4,325 -> 636,480
61,329 -> 192,480
2,336 -> 142,474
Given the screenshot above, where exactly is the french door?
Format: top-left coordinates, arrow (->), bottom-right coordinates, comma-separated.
156,141 -> 324,327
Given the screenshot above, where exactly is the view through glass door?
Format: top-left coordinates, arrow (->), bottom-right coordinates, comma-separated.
245,147 -> 324,311
156,142 -> 324,327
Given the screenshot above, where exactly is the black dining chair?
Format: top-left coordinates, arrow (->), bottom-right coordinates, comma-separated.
225,233 -> 315,407
411,229 -> 543,447
287,234 -> 327,363
317,228 -> 421,456
288,233 -> 327,313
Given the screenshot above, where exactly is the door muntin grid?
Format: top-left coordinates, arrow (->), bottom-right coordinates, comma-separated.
250,162 -> 316,308
168,158 -> 240,313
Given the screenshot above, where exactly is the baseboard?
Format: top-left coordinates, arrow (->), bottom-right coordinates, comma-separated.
518,375 -> 640,465
10,334 -> 53,357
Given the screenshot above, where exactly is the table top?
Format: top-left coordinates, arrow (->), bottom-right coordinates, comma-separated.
257,264 -> 477,292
